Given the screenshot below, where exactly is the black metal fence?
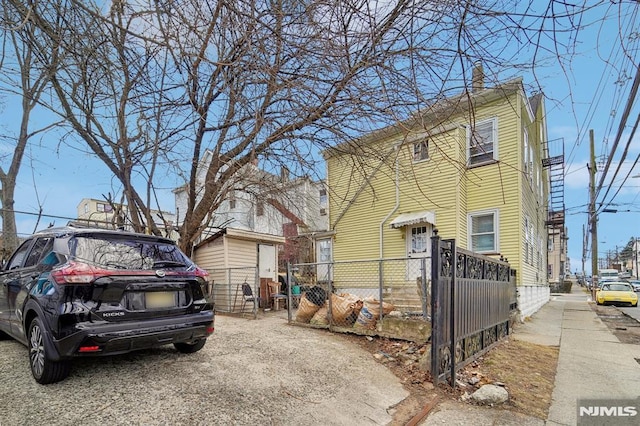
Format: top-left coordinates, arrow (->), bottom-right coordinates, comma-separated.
430,234 -> 513,386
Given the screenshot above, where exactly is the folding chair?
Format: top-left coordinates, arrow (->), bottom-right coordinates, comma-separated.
240,282 -> 258,318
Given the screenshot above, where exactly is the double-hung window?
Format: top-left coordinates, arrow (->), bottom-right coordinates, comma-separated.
468,210 -> 498,253
467,118 -> 497,166
319,188 -> 327,216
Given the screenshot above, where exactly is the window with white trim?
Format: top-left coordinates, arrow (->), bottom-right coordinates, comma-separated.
319,188 -> 327,205
319,188 -> 327,216
467,118 -> 497,166
468,210 -> 498,253
538,236 -> 543,269
524,129 -> 533,186
413,140 -> 429,162
524,215 -> 534,265
524,216 -> 530,264
529,221 -> 535,265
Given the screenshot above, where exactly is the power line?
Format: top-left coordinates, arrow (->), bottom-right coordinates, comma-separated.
0,208 -> 79,222
595,65 -> 640,207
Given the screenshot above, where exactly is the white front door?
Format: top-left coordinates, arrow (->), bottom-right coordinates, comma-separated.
258,244 -> 276,280
406,225 -> 432,281
316,238 -> 333,282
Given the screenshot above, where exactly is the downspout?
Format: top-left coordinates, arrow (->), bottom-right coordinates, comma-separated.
380,146 -> 400,259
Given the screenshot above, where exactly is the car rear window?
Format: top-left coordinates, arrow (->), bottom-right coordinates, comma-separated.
69,235 -> 192,270
605,284 -> 632,291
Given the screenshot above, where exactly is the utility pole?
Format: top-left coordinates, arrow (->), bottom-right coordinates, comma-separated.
589,129 -> 598,299
582,223 -> 586,277
631,237 -> 640,279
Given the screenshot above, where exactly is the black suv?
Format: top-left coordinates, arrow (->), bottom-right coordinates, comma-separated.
0,225 -> 214,384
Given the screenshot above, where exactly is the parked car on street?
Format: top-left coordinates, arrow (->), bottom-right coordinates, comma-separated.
627,280 -> 640,293
595,281 -> 638,307
598,268 -> 620,283
0,225 -> 214,384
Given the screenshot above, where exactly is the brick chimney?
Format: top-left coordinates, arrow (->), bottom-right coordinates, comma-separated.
472,62 -> 484,92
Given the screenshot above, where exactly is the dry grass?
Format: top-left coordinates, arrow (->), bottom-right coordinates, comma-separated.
464,338 -> 559,419
341,331 -> 560,422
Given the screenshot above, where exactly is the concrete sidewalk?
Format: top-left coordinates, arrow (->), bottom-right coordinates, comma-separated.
421,284 -> 640,425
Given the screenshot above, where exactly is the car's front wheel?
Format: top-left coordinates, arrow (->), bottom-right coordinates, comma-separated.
174,339 -> 206,354
28,317 -> 70,384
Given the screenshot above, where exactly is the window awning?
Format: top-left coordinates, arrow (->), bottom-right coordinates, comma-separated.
389,211 -> 436,229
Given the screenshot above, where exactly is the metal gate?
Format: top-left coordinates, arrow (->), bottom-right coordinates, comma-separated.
430,234 -> 513,386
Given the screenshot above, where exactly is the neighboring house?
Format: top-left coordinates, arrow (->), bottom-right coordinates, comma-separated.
548,224 -> 569,284
76,198 -> 177,240
173,150 -> 329,268
324,67 -> 554,318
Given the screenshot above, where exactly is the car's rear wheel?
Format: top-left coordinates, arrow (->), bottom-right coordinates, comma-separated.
174,339 -> 206,354
28,317 -> 70,384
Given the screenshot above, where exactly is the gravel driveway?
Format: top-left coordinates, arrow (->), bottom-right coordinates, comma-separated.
0,312 -> 407,425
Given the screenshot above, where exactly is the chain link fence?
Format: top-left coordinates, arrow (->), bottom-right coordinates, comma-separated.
288,257 -> 431,333
208,266 -> 260,317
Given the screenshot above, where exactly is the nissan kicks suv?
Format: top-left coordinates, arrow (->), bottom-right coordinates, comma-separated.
0,225 -> 214,384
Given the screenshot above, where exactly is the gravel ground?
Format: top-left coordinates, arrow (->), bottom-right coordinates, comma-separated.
0,312 -> 408,425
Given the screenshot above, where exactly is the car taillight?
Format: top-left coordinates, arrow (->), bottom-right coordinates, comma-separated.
194,266 -> 209,279
50,261 -> 109,284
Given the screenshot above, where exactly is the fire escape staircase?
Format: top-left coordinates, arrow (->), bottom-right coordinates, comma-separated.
542,138 -> 565,259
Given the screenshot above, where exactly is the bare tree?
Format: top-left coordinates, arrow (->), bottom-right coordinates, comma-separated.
0,5 -> 59,259
3,0 -> 635,256
3,0 -> 178,236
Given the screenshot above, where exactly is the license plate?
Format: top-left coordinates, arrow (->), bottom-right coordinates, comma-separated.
146,292 -> 175,309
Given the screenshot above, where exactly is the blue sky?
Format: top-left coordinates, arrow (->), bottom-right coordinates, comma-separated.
539,2 -> 640,275
2,2 -> 639,275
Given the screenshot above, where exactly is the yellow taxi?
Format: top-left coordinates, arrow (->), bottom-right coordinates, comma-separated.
596,281 -> 638,307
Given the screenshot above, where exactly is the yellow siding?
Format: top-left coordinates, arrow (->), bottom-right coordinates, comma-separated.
327,83 -> 548,287
329,150 -> 401,260
519,100 -> 549,286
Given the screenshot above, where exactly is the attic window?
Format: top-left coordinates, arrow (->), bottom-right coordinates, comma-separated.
229,192 -> 236,209
256,200 -> 264,216
413,140 -> 428,162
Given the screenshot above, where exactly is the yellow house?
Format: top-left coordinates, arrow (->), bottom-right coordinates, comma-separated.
324,73 -> 552,317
